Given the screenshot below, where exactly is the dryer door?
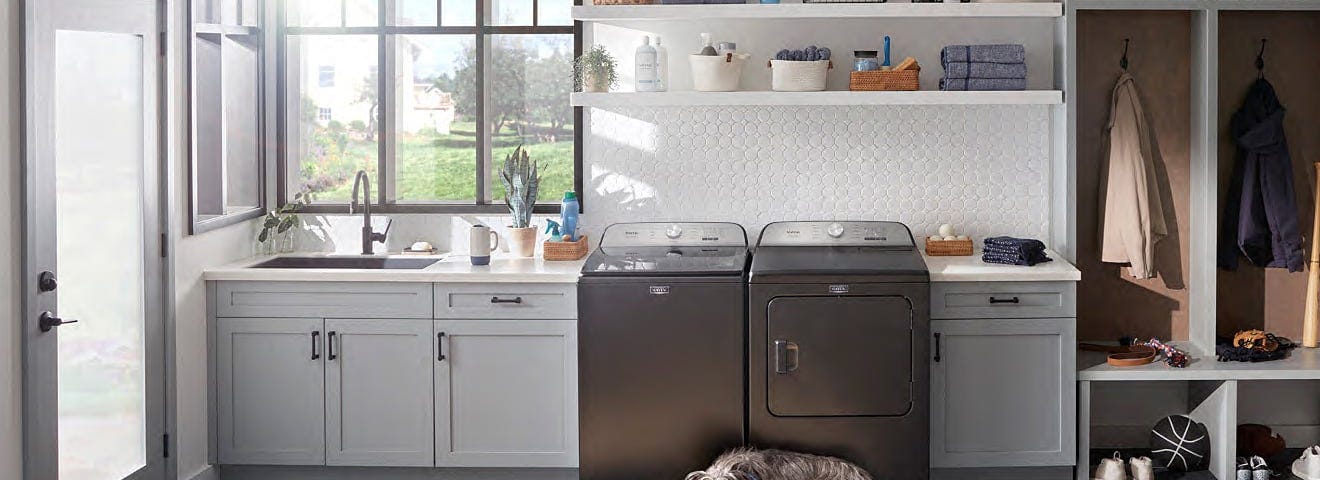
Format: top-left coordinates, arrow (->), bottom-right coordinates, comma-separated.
766,295 -> 913,417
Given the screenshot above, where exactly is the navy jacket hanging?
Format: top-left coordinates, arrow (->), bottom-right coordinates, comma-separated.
1218,78 -> 1305,272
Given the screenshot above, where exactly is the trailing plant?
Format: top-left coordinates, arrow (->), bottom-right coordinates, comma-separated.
500,144 -> 540,229
574,45 -> 618,92
258,192 -> 311,243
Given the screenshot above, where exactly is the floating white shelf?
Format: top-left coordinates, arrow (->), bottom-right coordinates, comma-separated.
572,2 -> 1063,22
1078,344 -> 1320,381
572,90 -> 1064,107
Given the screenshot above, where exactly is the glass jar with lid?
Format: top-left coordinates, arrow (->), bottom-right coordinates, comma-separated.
853,50 -> 880,72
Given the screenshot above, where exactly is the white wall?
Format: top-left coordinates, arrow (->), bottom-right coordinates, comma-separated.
166,2 -> 257,478
1,0 -> 22,475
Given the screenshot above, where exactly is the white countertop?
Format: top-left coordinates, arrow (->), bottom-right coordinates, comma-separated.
203,253 -> 586,284
922,249 -> 1080,282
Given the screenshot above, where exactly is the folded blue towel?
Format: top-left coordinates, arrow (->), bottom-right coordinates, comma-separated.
939,77 -> 1027,91
942,61 -> 1027,80
980,236 -> 1052,266
941,44 -> 1026,65
984,236 -> 1048,252
983,250 -> 1052,266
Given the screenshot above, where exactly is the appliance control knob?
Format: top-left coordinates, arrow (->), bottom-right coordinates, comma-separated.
827,223 -> 845,238
665,224 -> 683,239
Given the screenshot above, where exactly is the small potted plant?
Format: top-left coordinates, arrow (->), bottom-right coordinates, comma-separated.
258,192 -> 311,254
575,45 -> 618,93
501,145 -> 540,257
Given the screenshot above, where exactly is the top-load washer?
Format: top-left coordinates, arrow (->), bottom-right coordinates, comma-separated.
578,222 -> 749,480
748,221 -> 930,479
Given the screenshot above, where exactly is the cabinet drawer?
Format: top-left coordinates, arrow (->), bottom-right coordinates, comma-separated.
931,282 -> 1075,319
434,284 -> 577,320
216,282 -> 433,318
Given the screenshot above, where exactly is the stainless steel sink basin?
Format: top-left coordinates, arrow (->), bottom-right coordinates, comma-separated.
250,256 -> 439,270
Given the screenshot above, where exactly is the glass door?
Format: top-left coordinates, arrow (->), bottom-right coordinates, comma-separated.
23,1 -> 165,479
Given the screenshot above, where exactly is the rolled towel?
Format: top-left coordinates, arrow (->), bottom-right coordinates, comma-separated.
939,77 -> 1027,91
942,61 -> 1027,80
940,44 -> 1026,65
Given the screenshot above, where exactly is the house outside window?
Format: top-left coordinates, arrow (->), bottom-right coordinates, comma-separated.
281,0 -> 579,212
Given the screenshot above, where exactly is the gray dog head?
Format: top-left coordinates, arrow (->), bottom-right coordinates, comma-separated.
686,448 -> 873,480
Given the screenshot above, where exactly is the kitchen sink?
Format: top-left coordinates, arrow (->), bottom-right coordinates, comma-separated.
250,256 -> 439,270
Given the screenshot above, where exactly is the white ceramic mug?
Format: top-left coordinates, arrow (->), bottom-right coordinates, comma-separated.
470,225 -> 499,265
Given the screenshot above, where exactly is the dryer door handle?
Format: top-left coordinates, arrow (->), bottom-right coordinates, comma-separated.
773,340 -> 799,374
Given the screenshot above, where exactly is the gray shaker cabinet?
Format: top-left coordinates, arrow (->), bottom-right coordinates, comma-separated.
216,317 -> 326,465
930,316 -> 1077,468
325,319 -> 435,467
435,319 -> 579,468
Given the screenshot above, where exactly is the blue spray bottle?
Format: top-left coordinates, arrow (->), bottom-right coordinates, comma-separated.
544,220 -> 563,242
882,36 -> 892,67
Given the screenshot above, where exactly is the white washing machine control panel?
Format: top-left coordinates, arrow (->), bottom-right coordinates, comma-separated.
600,222 -> 748,248
758,221 -> 915,247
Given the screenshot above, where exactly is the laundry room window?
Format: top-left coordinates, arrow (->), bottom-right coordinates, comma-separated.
280,0 -> 580,213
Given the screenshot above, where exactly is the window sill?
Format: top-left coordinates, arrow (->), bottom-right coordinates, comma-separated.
295,203 -> 566,215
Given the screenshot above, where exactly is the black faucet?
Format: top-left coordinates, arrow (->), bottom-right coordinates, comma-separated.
350,170 -> 391,255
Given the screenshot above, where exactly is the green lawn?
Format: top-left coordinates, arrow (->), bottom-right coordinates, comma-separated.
309,121 -> 575,203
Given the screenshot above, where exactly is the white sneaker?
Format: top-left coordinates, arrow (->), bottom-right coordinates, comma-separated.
1094,452 -> 1128,480
1237,457 -> 1253,480
1250,455 -> 1272,480
1295,446 -> 1320,480
1129,456 -> 1154,480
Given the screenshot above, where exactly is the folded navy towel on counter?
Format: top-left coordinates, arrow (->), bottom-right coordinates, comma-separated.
942,61 -> 1027,80
940,44 -> 1026,65
981,237 -> 1052,266
939,77 -> 1027,91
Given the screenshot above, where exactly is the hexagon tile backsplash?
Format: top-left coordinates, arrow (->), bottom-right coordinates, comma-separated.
581,105 -> 1053,242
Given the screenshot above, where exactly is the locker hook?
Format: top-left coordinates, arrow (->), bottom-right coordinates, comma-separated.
1256,38 -> 1267,78
1119,38 -> 1130,70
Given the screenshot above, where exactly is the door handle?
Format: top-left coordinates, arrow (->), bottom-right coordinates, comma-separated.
490,296 -> 523,304
38,311 -> 78,332
437,332 -> 447,362
773,340 -> 799,374
311,331 -> 321,360
934,332 -> 942,363
327,331 -> 337,361
989,296 -> 1021,304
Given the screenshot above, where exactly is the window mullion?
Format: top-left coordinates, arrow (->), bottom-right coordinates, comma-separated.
476,0 -> 492,205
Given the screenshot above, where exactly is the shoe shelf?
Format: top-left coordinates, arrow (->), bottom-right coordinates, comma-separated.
572,2 -> 1063,23
571,90 -> 1065,107
1078,345 -> 1320,382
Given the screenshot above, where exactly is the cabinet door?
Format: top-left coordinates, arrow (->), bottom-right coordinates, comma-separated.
930,318 -> 1076,468
325,319 -> 435,467
216,318 -> 325,465
435,320 -> 577,468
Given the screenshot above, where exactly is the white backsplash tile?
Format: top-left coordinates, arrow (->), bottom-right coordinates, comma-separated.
581,104 -> 1052,242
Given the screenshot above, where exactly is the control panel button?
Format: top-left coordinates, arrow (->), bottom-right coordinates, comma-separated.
665,224 -> 683,239
826,222 -> 845,238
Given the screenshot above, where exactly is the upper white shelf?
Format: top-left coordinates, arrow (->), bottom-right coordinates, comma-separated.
1078,344 -> 1320,381
572,2 -> 1063,22
572,90 -> 1064,107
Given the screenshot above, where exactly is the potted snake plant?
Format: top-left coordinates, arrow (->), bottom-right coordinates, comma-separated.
501,144 -> 540,257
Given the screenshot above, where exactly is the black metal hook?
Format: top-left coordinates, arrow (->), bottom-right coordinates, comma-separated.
1120,38 -> 1130,70
1256,38 -> 1267,78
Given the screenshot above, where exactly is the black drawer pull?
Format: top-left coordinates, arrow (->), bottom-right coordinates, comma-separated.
437,332 -> 447,362
490,296 -> 523,304
989,296 -> 1021,304
327,331 -> 337,361
934,333 -> 942,363
311,331 -> 321,360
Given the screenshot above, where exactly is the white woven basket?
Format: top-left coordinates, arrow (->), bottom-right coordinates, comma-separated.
768,59 -> 832,92
690,53 -> 750,92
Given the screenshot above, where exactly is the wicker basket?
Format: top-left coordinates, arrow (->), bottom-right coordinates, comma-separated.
849,68 -> 920,91
544,235 -> 589,261
925,237 -> 973,256
593,0 -> 657,5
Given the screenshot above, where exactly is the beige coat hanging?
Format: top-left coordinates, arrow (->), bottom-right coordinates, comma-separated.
1101,73 -> 1167,279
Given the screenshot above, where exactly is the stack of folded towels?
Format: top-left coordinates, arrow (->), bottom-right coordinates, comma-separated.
982,236 -> 1052,266
939,44 -> 1027,91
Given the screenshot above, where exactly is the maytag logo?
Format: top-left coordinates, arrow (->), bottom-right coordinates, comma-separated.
649,286 -> 671,295
828,284 -> 849,294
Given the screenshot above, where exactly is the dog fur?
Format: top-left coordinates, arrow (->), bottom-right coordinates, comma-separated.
686,447 -> 873,480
